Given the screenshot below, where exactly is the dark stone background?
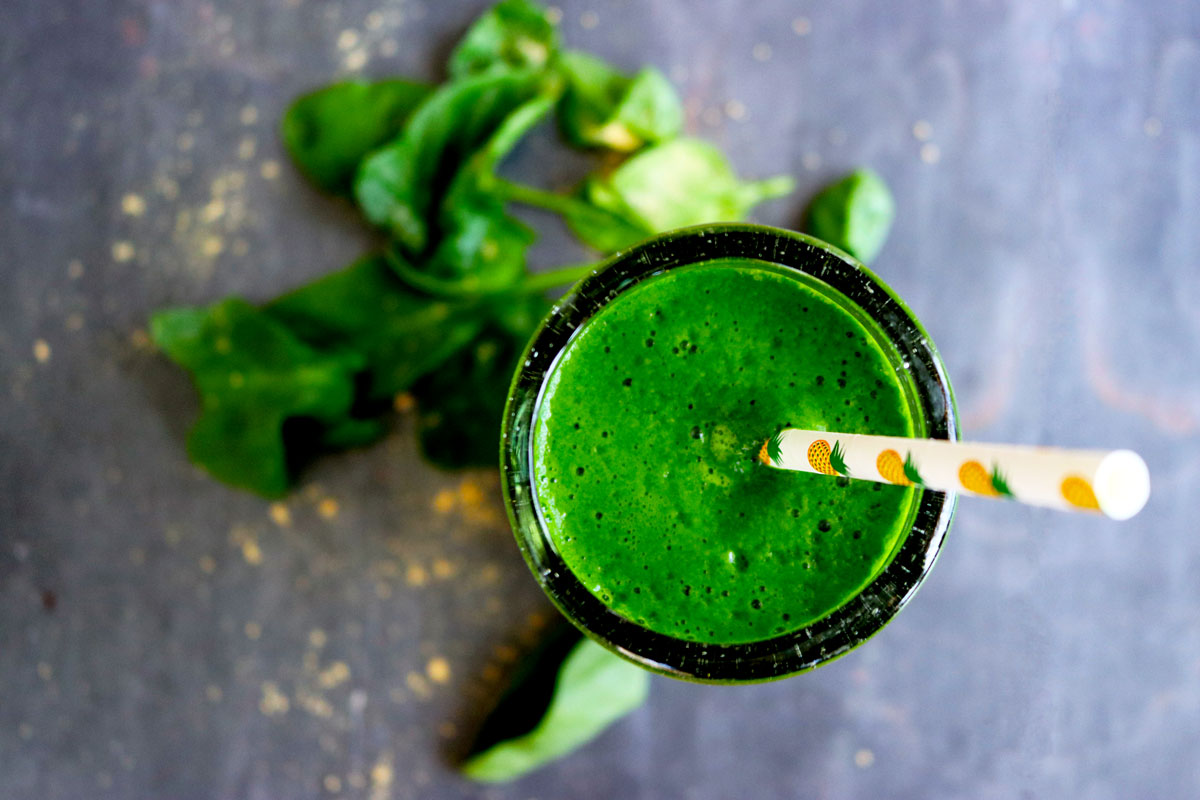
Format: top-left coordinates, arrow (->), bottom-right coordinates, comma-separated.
2,0 -> 1198,797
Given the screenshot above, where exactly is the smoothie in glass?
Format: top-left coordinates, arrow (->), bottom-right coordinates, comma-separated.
502,225 -> 956,682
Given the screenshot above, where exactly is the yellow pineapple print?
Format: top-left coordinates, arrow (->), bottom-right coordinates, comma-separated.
807,439 -> 849,476
877,449 -> 911,486
1061,475 -> 1100,510
959,460 -> 997,496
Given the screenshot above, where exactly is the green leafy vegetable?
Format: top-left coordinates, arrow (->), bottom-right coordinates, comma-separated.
392,94 -> 557,296
150,299 -> 368,497
281,80 -> 431,195
462,630 -> 649,782
264,254 -> 485,403
588,138 -> 795,234
354,69 -> 552,252
448,0 -> 561,78
802,168 -> 895,264
410,292 -> 550,468
557,50 -> 683,151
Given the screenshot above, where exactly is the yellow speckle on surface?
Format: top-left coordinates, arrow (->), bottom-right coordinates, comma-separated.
494,644 -> 518,663
374,581 -> 393,599
112,241 -> 135,262
231,238 -> 250,257
268,502 -> 291,527
437,721 -> 457,738
432,490 -> 455,514
309,628 -> 328,648
393,392 -> 415,413
388,687 -> 405,703
752,42 -> 772,61
379,38 -> 399,57
201,199 -> 224,222
1144,116 -> 1163,137
36,662 -> 53,681
130,328 -> 151,350
405,563 -> 428,587
318,661 -> 350,689
344,47 -> 368,71
405,671 -> 431,699
457,479 -> 484,507
67,259 -> 84,279
580,10 -> 599,28
479,563 -> 501,584
65,314 -> 84,332
348,770 -> 367,789
370,755 -> 394,796
432,558 -> 456,579
546,5 -> 563,24
245,622 -> 262,640
298,691 -> 334,718
201,235 -> 224,257
854,748 -> 875,768
317,497 -> 340,520
260,160 -> 281,180
724,100 -> 747,121
240,537 -> 263,566
156,174 -> 180,200
365,11 -> 384,30
920,142 -> 941,164
128,547 -> 146,566
259,682 -> 290,715
426,657 -> 451,684
481,663 -> 501,682
337,29 -> 360,50
32,340 -> 51,364
239,105 -> 258,125
912,119 -> 934,141
792,16 -> 812,35
205,684 -> 222,702
323,774 -> 342,793
199,555 -> 217,574
176,132 -> 195,152
18,723 -> 33,740
121,193 -> 147,216
237,136 -> 256,160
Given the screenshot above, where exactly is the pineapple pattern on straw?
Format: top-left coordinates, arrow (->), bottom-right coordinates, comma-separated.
1060,475 -> 1100,510
807,439 -> 849,476
958,459 -> 1013,497
877,449 -> 923,486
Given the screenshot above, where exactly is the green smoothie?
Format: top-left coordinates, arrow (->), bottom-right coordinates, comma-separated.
531,258 -> 920,645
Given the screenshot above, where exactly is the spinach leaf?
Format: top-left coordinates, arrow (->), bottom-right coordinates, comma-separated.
410,292 -> 549,468
354,69 -> 550,253
557,50 -> 682,151
802,168 -> 895,264
589,138 -> 795,233
390,94 -> 557,296
281,80 -> 431,195
150,299 -> 367,497
264,254 -> 485,403
462,632 -> 650,782
448,0 -> 561,78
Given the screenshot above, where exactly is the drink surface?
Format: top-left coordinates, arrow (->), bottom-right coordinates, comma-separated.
532,258 -> 918,644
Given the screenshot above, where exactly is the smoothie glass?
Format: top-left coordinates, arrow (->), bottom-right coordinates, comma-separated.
501,224 -> 957,682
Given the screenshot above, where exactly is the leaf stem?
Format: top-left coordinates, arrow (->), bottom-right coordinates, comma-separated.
491,177 -> 596,218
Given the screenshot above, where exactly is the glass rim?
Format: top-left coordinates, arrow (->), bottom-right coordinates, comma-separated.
501,223 -> 959,683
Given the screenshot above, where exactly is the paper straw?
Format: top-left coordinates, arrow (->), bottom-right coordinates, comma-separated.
759,429 -> 1150,520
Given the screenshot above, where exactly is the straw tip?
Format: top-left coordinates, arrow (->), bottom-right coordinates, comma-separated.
1094,450 -> 1150,521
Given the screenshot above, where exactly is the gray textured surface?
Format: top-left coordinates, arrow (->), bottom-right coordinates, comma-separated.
2,0 -> 1199,797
